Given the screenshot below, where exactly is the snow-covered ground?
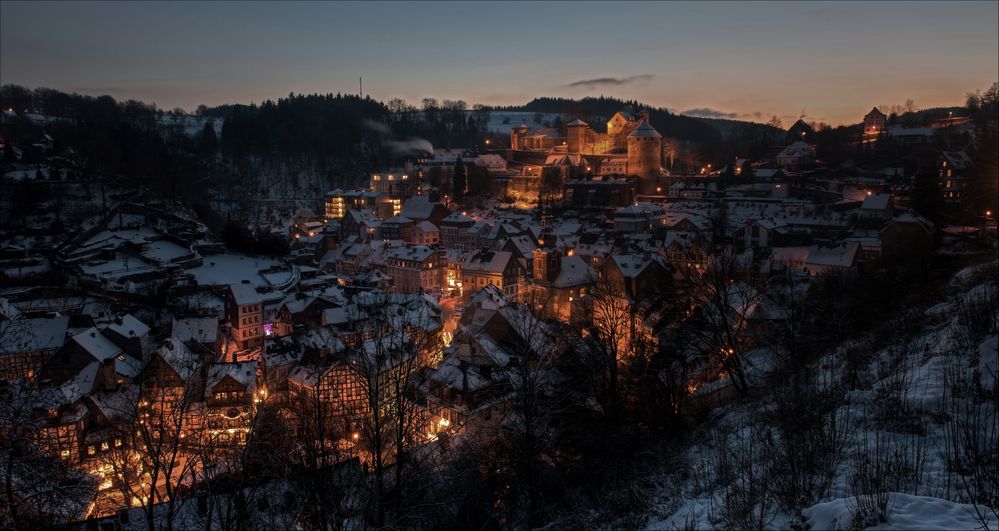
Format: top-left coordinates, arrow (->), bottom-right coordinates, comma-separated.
186,252 -> 296,290
643,260 -> 999,530
803,493 -> 997,531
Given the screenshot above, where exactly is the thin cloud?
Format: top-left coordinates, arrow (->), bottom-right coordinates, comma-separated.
566,74 -> 654,88
682,108 -> 769,122
681,107 -> 739,119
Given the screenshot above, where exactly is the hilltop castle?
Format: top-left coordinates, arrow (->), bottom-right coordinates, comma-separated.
509,109 -> 666,196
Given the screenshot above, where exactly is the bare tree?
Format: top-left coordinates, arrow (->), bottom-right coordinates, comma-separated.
99,354 -> 205,531
677,247 -> 765,395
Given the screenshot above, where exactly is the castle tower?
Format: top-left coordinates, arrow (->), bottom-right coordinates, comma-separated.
566,118 -> 588,154
511,123 -> 529,150
627,116 -> 663,195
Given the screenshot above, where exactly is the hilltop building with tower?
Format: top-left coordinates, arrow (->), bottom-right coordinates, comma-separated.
507,109 -> 668,201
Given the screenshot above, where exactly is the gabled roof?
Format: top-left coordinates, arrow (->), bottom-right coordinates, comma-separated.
805,241 -> 860,268
778,141 -> 815,159
553,255 -> 597,288
70,327 -> 123,362
157,337 -> 201,381
609,254 -> 656,279
103,314 -> 150,339
462,250 -> 514,274
387,244 -> 436,263
206,361 -> 257,396
865,107 -> 886,118
414,220 -> 438,233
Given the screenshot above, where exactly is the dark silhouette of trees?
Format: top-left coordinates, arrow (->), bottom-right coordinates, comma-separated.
911,169 -> 945,224
452,157 -> 466,201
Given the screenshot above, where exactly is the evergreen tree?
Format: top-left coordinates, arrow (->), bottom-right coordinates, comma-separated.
198,121 -> 218,155
740,159 -> 754,184
453,156 -> 467,201
911,169 -> 945,224
721,159 -> 736,188
962,127 -> 998,221
2,142 -> 15,163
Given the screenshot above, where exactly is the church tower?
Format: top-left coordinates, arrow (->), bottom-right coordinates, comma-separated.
533,228 -> 561,285
627,112 -> 663,195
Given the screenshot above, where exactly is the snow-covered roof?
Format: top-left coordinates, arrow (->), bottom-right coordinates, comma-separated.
441,212 -> 474,225
860,193 -> 892,211
71,328 -> 123,362
206,361 -> 257,396
172,316 -> 219,344
461,250 -> 514,274
941,150 -> 972,170
616,203 -> 665,217
414,220 -> 438,233
229,282 -> 262,306
103,314 -> 150,339
428,355 -> 490,391
157,337 -> 201,381
778,141 -> 815,158
884,212 -> 934,233
387,245 -> 436,263
61,362 -> 100,402
609,254 -> 656,279
805,241 -> 859,268
0,315 -> 69,353
553,255 -> 597,288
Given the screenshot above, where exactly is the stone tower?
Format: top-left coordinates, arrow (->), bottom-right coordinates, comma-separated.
510,123 -> 529,150
627,113 -> 662,195
566,118 -> 588,154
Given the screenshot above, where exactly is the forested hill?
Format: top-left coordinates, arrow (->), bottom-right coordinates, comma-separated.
0,85 -> 783,206
489,96 -> 781,145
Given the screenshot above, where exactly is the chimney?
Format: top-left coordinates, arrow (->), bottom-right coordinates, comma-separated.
640,111 -> 650,122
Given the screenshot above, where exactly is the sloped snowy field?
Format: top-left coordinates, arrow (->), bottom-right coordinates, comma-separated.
644,260 -> 998,530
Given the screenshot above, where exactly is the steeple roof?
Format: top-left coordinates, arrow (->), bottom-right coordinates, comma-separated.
628,120 -> 662,138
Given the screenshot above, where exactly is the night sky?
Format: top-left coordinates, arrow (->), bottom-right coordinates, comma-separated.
2,1 -> 996,125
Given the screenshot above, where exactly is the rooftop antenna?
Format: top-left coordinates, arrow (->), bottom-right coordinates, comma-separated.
359,77 -> 363,97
